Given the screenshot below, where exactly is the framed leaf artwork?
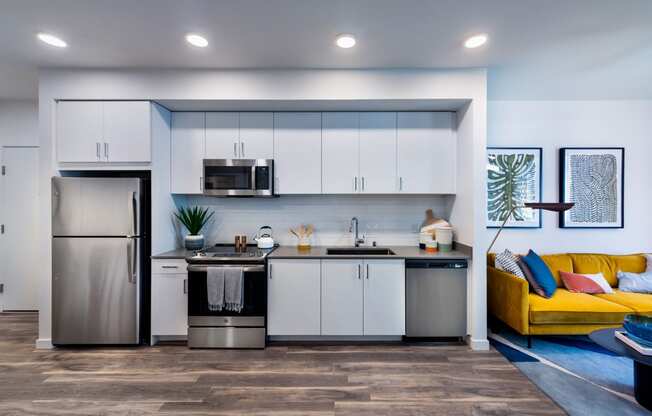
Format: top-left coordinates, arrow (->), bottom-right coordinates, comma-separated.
487,147 -> 542,228
559,147 -> 624,228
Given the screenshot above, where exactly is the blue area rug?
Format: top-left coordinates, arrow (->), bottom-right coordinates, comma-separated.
494,329 -> 634,396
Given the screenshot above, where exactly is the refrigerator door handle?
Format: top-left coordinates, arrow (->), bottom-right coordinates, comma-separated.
126,237 -> 137,284
130,191 -> 138,237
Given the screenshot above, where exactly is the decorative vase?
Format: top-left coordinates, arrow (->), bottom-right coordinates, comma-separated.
185,234 -> 205,250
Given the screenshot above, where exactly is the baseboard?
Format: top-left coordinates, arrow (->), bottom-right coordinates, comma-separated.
35,338 -> 53,349
469,337 -> 490,351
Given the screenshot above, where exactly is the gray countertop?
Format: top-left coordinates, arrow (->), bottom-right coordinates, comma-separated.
152,244 -> 471,261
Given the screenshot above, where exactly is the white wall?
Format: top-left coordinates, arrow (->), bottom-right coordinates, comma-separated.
487,100 -> 652,254
37,68 -> 488,349
173,195 -> 453,248
0,100 -> 38,146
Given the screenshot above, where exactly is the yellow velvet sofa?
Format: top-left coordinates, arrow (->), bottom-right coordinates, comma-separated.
488,253 -> 651,345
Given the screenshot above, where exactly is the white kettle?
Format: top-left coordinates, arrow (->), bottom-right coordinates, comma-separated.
254,226 -> 275,249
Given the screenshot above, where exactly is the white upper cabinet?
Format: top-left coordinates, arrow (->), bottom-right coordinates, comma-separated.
239,112 -> 273,159
363,259 -> 406,335
322,112 -> 359,194
205,112 -> 239,159
321,259 -> 364,335
171,112 -> 205,194
57,101 -> 103,163
359,112 -> 397,194
56,101 -> 151,163
397,112 -> 456,194
103,101 -> 151,163
273,112 -> 322,194
205,112 -> 273,159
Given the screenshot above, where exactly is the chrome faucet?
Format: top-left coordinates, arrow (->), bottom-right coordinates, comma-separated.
349,217 -> 365,247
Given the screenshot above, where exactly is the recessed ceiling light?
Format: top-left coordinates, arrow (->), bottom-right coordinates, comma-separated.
37,32 -> 67,48
464,34 -> 488,49
335,34 -> 356,49
186,33 -> 208,48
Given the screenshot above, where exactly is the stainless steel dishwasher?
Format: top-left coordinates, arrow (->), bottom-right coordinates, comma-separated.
405,259 -> 468,341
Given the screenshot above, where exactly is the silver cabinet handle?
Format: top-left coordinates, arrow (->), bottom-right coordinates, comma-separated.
366,263 -> 369,279
357,264 -> 361,279
399,176 -> 403,191
103,142 -> 109,161
234,142 -> 238,157
269,263 -> 273,279
96,142 -> 101,160
200,177 -> 203,191
241,142 -> 245,158
161,265 -> 179,269
183,279 -> 188,294
354,177 -> 358,191
362,177 -> 365,191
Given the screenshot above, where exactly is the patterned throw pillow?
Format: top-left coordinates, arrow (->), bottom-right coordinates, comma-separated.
495,249 -> 525,279
561,271 -> 614,294
518,258 -> 547,297
618,270 -> 652,293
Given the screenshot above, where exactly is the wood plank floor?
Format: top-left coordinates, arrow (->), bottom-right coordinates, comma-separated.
0,312 -> 565,415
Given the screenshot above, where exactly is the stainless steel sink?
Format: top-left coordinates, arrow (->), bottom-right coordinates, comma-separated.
326,247 -> 396,256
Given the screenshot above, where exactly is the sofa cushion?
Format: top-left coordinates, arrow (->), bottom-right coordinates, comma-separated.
540,254 -> 573,287
570,254 -> 618,287
596,290 -> 652,315
529,289 -> 633,325
522,250 -> 557,298
612,254 -> 647,275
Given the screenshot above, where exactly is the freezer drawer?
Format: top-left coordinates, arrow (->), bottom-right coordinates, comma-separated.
406,266 -> 467,338
52,237 -> 140,344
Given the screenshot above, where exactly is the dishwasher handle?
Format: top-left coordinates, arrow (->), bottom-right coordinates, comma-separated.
406,259 -> 468,269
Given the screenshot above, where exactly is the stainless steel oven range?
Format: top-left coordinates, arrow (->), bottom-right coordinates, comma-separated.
185,244 -> 274,349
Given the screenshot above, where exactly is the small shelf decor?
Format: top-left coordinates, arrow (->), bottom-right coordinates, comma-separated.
290,224 -> 314,250
175,206 -> 214,250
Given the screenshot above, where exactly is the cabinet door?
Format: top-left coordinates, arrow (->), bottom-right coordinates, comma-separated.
239,112 -> 273,159
171,112 -> 205,194
322,112 -> 359,194
268,259 -> 321,335
103,101 -> 151,163
363,259 -> 405,335
397,112 -> 456,194
56,101 -> 103,163
359,112 -> 397,194
321,260 -> 363,335
151,273 -> 188,336
205,112 -> 239,159
273,113 -> 322,194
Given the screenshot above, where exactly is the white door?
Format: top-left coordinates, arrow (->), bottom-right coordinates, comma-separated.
268,259 -> 321,335
273,113 -> 322,194
321,260 -> 363,335
151,274 -> 188,336
359,112 -> 397,194
363,259 -> 405,335
239,112 -> 273,159
171,112 -> 205,194
103,101 -> 151,163
397,112 -> 456,194
56,101 -> 103,163
322,112 -> 359,194
0,147 -> 39,310
205,112 -> 239,159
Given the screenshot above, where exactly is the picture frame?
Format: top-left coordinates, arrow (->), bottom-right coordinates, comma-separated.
487,147 -> 543,228
559,147 -> 624,229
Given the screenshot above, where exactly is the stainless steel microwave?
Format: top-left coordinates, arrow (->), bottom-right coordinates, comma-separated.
202,159 -> 274,196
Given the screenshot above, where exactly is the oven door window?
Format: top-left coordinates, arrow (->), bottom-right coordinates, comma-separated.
188,270 -> 266,316
204,166 -> 252,190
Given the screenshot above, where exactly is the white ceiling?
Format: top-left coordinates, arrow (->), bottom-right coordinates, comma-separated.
0,0 -> 651,100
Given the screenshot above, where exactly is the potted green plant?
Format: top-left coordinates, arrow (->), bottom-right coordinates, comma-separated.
174,206 -> 214,250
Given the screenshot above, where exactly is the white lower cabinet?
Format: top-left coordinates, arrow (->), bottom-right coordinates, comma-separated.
151,259 -> 188,338
268,258 -> 405,337
267,259 -> 321,335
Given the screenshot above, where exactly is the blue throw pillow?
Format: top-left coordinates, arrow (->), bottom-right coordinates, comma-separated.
618,271 -> 652,293
521,250 -> 557,298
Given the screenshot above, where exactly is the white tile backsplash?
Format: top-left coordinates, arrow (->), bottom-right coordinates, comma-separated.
172,194 -> 454,247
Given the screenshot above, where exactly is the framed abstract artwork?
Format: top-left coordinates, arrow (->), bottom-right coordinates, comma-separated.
559,147 -> 624,228
487,147 -> 542,228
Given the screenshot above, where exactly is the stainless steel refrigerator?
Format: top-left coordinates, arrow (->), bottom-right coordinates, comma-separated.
52,177 -> 144,345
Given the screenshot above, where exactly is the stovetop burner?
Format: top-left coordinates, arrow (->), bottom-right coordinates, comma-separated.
186,244 -> 275,264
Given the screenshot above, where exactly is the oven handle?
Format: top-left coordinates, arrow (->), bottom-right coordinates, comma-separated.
187,264 -> 266,273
